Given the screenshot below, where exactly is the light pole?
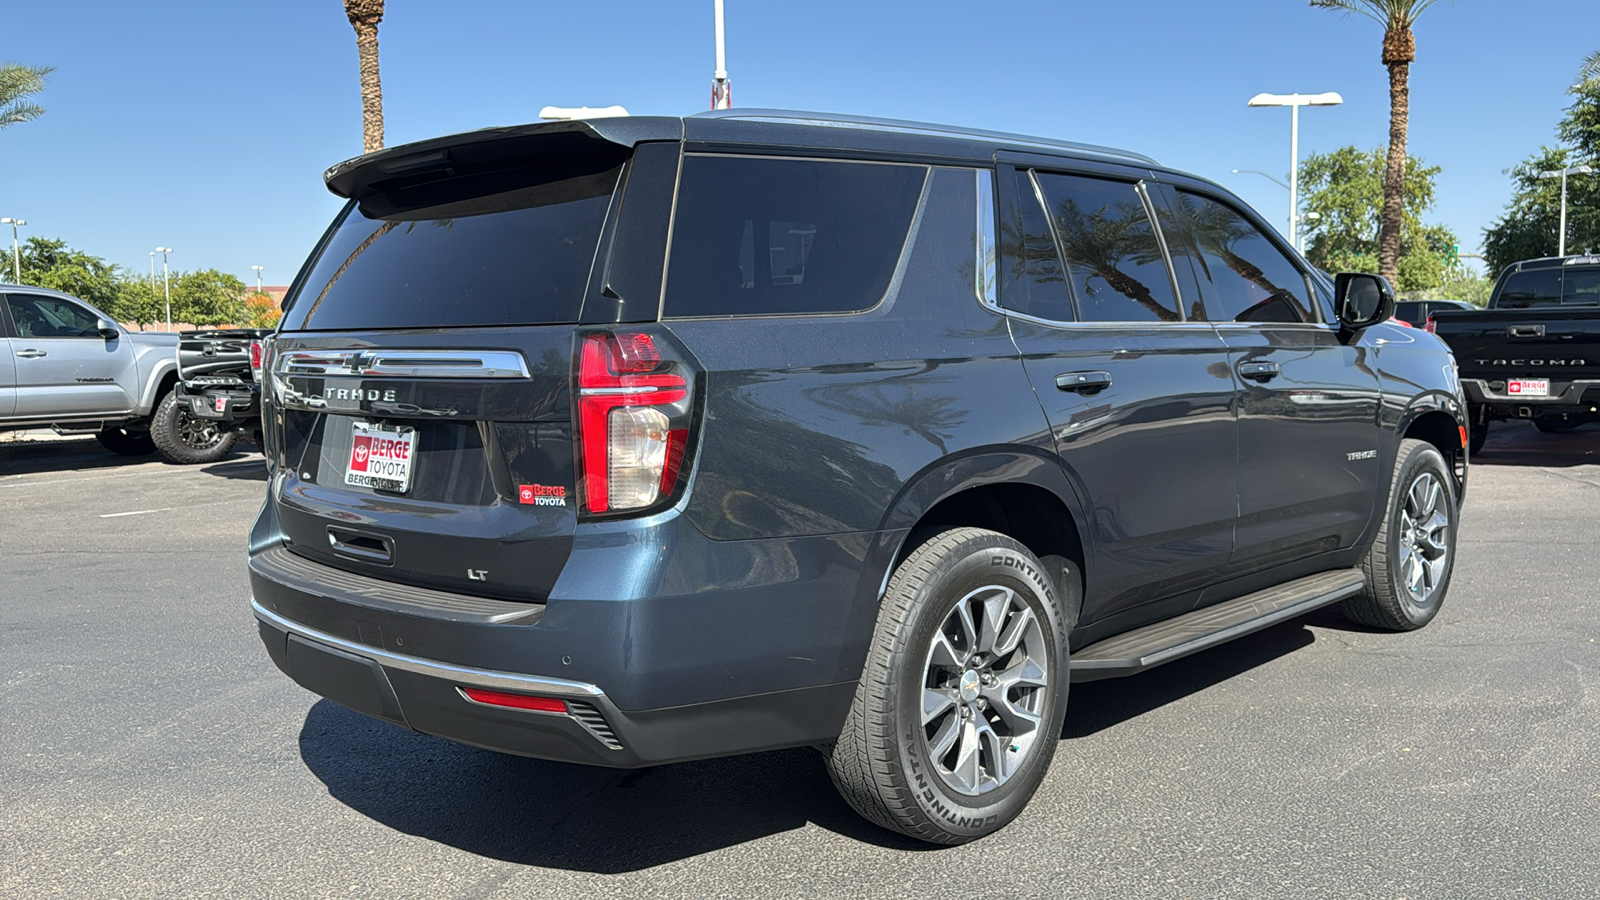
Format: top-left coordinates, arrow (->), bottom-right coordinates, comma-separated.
155,247 -> 173,332
251,265 -> 264,294
1537,164 -> 1594,257
710,0 -> 731,109
1247,92 -> 1343,253
1,217 -> 25,282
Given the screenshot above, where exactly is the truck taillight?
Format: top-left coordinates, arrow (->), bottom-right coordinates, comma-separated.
1424,318 -> 1437,333
250,340 -> 264,377
576,332 -> 693,515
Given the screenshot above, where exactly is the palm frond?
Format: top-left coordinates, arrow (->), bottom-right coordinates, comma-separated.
0,101 -> 45,128
1309,0 -> 1450,29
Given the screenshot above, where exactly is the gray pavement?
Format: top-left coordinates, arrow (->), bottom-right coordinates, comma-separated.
2,421 -> 1597,899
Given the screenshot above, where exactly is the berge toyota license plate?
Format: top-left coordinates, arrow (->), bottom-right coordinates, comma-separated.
345,421 -> 416,492
1508,378 -> 1549,397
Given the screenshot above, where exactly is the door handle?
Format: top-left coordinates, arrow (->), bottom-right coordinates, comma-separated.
1055,371 -> 1112,394
1238,360 -> 1280,382
1508,324 -> 1545,338
15,349 -> 46,359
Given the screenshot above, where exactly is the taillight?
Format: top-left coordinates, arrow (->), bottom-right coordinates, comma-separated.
1424,318 -> 1437,333
576,331 -> 693,515
250,339 -> 264,378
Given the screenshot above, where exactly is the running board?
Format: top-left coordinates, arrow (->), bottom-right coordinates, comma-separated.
1069,568 -> 1365,682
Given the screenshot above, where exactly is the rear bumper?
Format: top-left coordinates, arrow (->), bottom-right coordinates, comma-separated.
1462,378 -> 1600,414
179,381 -> 258,423
253,599 -> 853,767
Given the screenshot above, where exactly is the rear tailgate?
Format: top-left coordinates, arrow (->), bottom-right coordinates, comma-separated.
179,330 -> 269,382
1432,308 -> 1600,383
264,120 -> 676,602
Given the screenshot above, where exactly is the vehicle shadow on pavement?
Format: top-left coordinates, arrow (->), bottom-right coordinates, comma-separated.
297,700 -> 931,870
200,457 -> 268,481
1063,620 -> 1315,740
0,437 -> 146,477
1473,421 -> 1600,468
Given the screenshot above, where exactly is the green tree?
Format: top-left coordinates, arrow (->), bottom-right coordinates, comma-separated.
1298,145 -> 1458,293
0,63 -> 52,129
110,276 -> 166,329
1310,0 -> 1454,287
1483,56 -> 1600,271
169,268 -> 246,326
15,236 -> 120,311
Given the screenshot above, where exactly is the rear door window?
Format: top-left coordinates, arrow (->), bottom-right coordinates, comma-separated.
1495,269 -> 1562,308
281,164 -> 621,331
1563,268 -> 1600,305
1164,190 -> 1315,324
663,156 -> 927,318
1032,173 -> 1181,323
998,169 -> 1075,322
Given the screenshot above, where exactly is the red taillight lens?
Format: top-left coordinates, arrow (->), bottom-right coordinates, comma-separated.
576,332 -> 692,515
459,687 -> 567,713
1424,318 -> 1437,333
250,340 -> 264,375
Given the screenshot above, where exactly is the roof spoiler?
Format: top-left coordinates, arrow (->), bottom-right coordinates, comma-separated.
322,116 -> 684,201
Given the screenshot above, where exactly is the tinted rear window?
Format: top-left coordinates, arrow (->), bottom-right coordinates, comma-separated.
663,156 -> 927,318
1495,267 -> 1600,308
282,165 -> 620,331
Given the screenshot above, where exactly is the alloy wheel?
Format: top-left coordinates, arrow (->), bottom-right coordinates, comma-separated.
921,584 -> 1050,796
1397,471 -> 1450,608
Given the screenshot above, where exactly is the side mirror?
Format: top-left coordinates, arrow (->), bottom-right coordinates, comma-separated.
1334,272 -> 1395,332
96,318 -> 120,339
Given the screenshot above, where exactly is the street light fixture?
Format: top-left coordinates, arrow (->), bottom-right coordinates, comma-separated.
1246,92 -> 1344,253
251,265 -> 264,294
1,217 -> 26,283
155,247 -> 174,332
1232,169 -> 1289,191
1537,164 -> 1594,257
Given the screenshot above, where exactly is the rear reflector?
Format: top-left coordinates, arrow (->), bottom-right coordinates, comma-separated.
459,687 -> 568,713
1459,425 -> 1468,448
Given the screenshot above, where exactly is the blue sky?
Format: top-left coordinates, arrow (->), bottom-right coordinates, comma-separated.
2,0 -> 1594,286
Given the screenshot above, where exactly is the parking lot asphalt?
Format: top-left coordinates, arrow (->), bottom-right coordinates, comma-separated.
3,421 -> 1598,899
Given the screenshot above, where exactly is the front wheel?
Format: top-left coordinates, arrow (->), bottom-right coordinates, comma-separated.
1343,438 -> 1458,631
150,392 -> 238,464
825,527 -> 1070,844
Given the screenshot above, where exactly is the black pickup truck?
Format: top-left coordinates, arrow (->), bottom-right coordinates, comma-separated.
1428,254 -> 1600,452
154,328 -> 271,463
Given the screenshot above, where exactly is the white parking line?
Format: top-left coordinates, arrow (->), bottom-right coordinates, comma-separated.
99,498 -> 261,518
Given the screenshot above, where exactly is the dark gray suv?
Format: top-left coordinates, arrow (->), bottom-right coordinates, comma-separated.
251,110 -> 1468,843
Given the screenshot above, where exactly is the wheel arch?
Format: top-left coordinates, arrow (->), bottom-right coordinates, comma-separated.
1399,393 -> 1468,502
875,448 -> 1090,629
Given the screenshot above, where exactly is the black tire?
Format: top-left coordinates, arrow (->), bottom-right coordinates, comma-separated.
1534,416 -> 1578,434
150,391 -> 238,464
1468,417 -> 1488,456
95,426 -> 156,456
825,527 -> 1070,844
1343,438 -> 1458,631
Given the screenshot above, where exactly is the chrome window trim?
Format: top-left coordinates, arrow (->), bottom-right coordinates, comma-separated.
274,348 -> 531,379
976,169 -> 997,307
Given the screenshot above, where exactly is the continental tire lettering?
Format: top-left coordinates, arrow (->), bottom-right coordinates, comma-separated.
992,553 -> 1050,595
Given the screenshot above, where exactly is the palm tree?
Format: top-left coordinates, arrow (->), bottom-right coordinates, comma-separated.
0,63 -> 53,130
1310,0 -> 1452,287
344,0 -> 386,153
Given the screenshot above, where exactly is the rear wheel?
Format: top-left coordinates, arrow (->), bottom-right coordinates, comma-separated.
95,426 -> 156,456
825,527 -> 1069,844
1344,439 -> 1457,631
151,391 -> 238,464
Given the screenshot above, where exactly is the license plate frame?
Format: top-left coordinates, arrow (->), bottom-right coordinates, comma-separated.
1507,378 -> 1550,398
344,421 -> 417,492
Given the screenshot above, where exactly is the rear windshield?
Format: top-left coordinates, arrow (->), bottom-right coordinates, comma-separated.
281,165 -> 621,331
1495,267 -> 1600,308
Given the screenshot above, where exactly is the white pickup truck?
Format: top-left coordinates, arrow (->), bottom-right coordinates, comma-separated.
0,284 -> 179,455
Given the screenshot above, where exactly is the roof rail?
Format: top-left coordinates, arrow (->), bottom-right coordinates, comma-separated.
690,108 -> 1159,166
